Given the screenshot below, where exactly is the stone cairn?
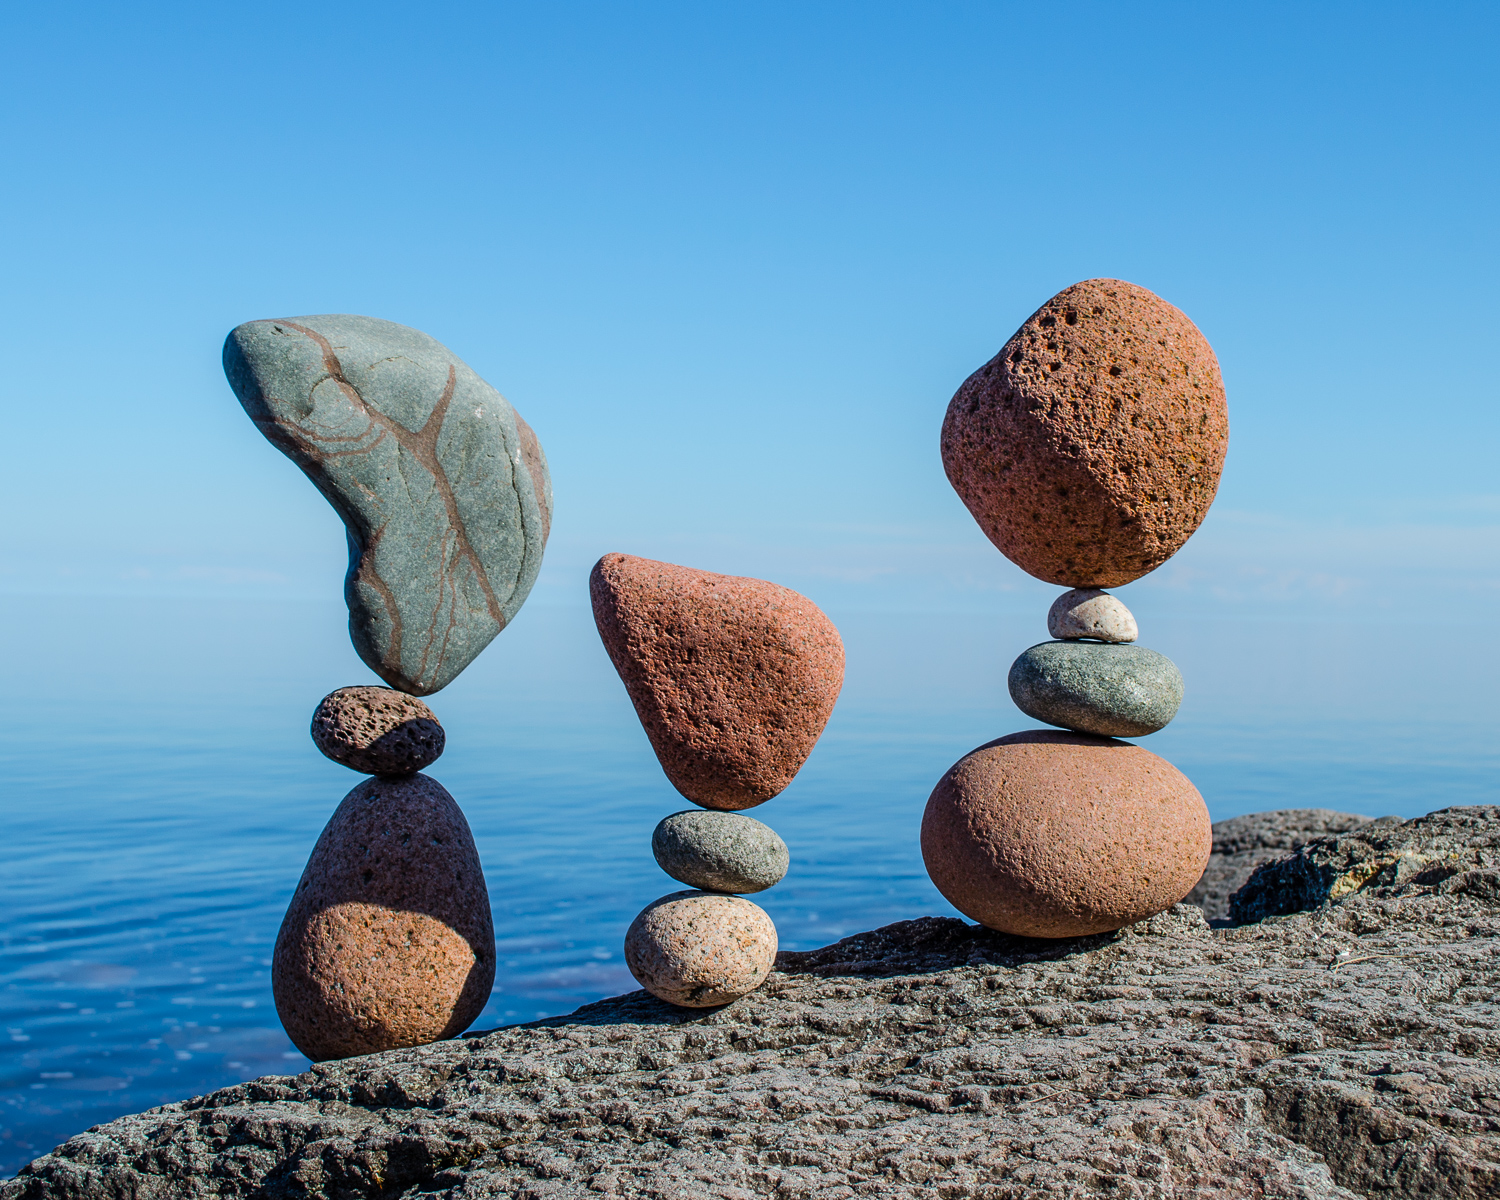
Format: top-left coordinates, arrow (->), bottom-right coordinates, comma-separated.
223,315 -> 551,1060
924,279 -> 1227,937
590,554 -> 844,1006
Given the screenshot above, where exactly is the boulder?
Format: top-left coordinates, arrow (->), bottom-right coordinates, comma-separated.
941,279 -> 1228,587
921,730 -> 1210,936
224,315 -> 552,695
272,773 -> 494,1061
590,554 -> 843,810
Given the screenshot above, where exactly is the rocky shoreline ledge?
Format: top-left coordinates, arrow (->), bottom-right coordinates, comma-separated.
6,807 -> 1498,1199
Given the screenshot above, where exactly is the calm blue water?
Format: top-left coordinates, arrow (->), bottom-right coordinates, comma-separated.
2,594 -> 1495,1175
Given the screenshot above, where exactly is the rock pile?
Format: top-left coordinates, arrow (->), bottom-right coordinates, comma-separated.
225,317 -> 552,1060
928,279 -> 1227,937
591,553 -> 843,1007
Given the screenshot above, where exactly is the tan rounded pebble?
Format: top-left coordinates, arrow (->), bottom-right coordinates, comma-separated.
590,554 -> 844,810
310,686 -> 444,775
1046,588 -> 1139,643
272,773 -> 494,1060
921,730 -> 1211,938
941,279 -> 1228,587
623,891 -> 778,1007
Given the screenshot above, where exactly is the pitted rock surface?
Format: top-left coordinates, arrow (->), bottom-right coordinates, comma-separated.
8,807 -> 1500,1199
310,685 -> 445,775
941,279 -> 1228,588
590,554 -> 844,810
225,315 -> 552,695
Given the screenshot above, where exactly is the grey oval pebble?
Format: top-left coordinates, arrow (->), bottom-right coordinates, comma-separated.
652,810 -> 789,894
1008,641 -> 1183,737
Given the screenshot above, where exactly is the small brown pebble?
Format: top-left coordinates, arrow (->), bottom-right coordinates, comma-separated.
921,730 -> 1211,937
624,891 -> 778,1007
941,278 -> 1229,587
272,773 -> 493,1060
311,685 -> 444,775
590,554 -> 844,810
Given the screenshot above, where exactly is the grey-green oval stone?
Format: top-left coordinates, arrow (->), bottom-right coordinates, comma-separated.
652,810 -> 789,894
1008,641 -> 1183,737
224,315 -> 552,696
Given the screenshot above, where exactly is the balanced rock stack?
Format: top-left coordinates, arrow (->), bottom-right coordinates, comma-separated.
924,279 -> 1225,938
224,315 -> 551,1060
591,554 -> 843,1007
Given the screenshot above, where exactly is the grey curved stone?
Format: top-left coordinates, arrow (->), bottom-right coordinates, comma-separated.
8,806 -> 1499,1199
652,810 -> 789,893
224,316 -> 552,696
1008,640 -> 1182,737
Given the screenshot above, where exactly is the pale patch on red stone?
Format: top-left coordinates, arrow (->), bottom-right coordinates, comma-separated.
272,773 -> 493,1060
941,278 -> 1229,587
590,554 -> 844,810
921,730 -> 1211,938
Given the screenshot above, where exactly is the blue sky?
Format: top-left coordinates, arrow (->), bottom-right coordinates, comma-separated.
2,2 -> 1496,621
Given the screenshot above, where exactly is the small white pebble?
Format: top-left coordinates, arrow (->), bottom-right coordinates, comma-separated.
1047,589 -> 1139,643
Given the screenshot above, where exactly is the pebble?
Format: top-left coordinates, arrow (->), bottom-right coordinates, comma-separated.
272,773 -> 494,1060
310,686 -> 444,775
590,553 -> 844,810
1047,588 -> 1137,643
1009,641 -> 1182,737
624,891 -> 778,1007
224,315 -> 552,695
921,731 -> 1211,937
940,278 -> 1228,587
653,810 -> 789,894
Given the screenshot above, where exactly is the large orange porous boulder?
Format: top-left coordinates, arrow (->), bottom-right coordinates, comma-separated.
272,773 -> 494,1061
941,279 -> 1228,587
921,730 -> 1211,938
590,554 -> 844,810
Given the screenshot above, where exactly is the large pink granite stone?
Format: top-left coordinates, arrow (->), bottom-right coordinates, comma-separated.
921,730 -> 1211,938
590,554 -> 844,811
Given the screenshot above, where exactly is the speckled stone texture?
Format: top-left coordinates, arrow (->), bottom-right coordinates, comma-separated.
272,774 -> 494,1061
310,685 -> 445,775
623,891 -> 778,1007
1046,587 -> 1138,643
922,730 -> 1211,937
941,279 -> 1228,587
652,810 -> 789,894
224,315 -> 552,696
12,808 -> 1500,1200
1008,640 -> 1183,737
590,554 -> 844,810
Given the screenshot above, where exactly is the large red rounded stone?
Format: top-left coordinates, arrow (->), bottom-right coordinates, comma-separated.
272,773 -> 494,1061
590,554 -> 844,810
941,279 -> 1228,587
921,730 -> 1211,938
